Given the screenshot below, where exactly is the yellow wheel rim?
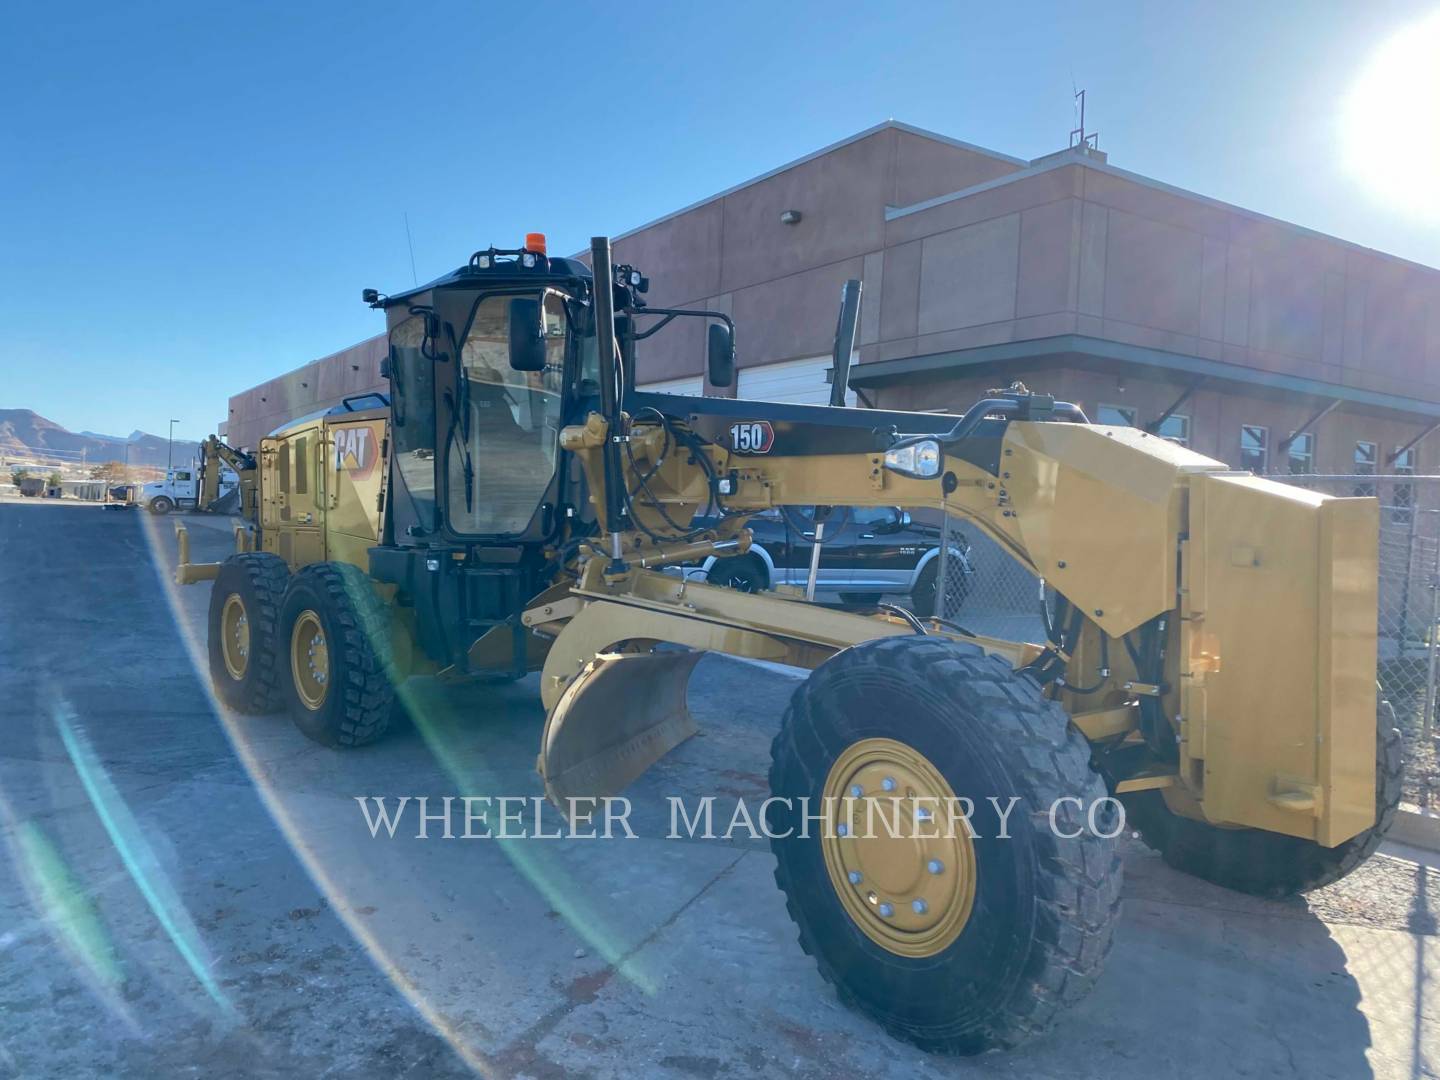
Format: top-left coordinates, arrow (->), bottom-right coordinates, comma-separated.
290,610 -> 330,711
220,594 -> 251,681
821,737 -> 977,958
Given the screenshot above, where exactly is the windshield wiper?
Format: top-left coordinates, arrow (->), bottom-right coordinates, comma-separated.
443,385 -> 476,515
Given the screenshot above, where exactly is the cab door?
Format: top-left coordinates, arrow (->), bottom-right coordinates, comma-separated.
778,506 -> 860,591
286,425 -> 325,566
844,506 -> 914,592
260,426 -> 325,568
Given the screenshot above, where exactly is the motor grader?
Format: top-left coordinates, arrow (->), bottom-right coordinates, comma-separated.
177,234 -> 1398,1054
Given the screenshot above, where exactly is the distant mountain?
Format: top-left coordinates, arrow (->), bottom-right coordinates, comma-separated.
0,409 -> 201,471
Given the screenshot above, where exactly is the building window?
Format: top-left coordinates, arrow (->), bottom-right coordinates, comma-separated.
1155,413 -> 1190,446
1240,424 -> 1268,472
1287,432 -> 1315,475
1393,446 -> 1415,522
1097,403 -> 1137,427
1354,441 -> 1377,498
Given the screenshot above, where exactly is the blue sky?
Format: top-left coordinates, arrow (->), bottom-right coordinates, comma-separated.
2,0 -> 1437,440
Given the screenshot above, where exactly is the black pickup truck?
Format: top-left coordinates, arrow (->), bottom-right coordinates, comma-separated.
678,506 -> 974,616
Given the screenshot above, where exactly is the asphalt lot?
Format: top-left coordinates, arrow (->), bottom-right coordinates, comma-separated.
2,498 -> 1439,1078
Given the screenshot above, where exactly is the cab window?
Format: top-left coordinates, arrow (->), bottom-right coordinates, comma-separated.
446,292 -> 567,535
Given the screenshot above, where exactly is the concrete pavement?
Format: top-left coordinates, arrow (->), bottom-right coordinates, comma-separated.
0,500 -> 1436,1078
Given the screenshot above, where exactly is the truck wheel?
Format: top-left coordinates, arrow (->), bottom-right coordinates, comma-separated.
1123,701 -> 1402,898
149,496 -> 174,515
279,562 -> 395,747
767,637 -> 1121,1054
207,553 -> 289,713
707,555 -> 766,593
909,561 -> 940,617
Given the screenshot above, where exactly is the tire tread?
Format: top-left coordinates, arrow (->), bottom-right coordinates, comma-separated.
284,562 -> 394,747
768,636 -> 1122,1054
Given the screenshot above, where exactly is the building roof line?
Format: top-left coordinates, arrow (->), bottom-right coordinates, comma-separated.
599,120 -> 1027,248
886,150 -> 1440,277
847,333 -> 1440,419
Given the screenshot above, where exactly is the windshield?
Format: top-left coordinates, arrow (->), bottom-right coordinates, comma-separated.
446,292 -> 567,534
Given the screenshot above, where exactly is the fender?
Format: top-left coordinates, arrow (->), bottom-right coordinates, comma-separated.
906,544 -> 972,593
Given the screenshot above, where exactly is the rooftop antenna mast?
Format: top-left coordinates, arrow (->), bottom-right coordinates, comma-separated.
403,211 -> 419,286
1069,89 -> 1098,151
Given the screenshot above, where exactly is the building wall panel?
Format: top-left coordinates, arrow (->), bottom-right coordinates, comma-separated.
917,214 -> 1020,334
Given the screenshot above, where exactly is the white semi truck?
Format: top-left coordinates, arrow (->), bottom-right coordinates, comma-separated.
141,463 -> 238,514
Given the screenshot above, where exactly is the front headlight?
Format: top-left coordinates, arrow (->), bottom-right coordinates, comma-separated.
883,438 -> 942,478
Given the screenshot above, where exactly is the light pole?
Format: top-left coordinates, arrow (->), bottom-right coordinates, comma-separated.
168,419 -> 180,474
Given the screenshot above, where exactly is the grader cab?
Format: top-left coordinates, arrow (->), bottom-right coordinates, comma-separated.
181,234 -> 1396,1054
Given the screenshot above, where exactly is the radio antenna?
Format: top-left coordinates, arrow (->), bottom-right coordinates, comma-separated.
1069,89 -> 1098,151
403,211 -> 419,286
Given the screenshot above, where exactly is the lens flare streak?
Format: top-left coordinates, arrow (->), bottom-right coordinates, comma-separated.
51,697 -> 234,1018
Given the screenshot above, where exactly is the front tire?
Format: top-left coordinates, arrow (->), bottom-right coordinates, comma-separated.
278,562 -> 395,747
149,496 -> 174,515
207,553 -> 289,713
1124,700 -> 1403,898
767,637 -> 1121,1054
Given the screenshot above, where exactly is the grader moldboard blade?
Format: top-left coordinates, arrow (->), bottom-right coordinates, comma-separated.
538,650 -> 705,807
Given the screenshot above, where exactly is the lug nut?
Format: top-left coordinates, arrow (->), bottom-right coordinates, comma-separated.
848,871 -> 862,885
881,777 -> 896,792
850,784 -> 863,798
836,823 -> 848,837
878,903 -> 894,918
927,859 -> 944,874
912,899 -> 928,914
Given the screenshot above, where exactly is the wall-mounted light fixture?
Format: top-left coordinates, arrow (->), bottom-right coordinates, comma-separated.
780,209 -> 802,225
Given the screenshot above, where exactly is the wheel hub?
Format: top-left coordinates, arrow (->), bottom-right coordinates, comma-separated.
220,594 -> 250,680
820,737 -> 976,958
290,610 -> 330,711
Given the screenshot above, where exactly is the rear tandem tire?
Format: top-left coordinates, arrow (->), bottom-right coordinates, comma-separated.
1123,700 -> 1403,898
207,553 -> 289,714
767,636 -> 1122,1054
279,562 -> 396,748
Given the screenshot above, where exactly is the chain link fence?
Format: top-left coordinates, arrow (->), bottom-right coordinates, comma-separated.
936,522 -> 1046,642
932,474 -> 1440,807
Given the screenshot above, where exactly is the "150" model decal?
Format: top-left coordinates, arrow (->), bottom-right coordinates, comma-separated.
729,421 -> 775,454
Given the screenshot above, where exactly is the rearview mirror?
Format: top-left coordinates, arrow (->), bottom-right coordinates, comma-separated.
707,323 -> 735,387
897,510 -> 912,530
508,297 -> 546,371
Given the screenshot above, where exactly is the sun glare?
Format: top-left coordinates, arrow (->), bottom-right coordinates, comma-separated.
1341,10 -> 1440,221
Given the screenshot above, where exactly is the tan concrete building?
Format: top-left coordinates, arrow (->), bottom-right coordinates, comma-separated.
223,120 -> 1440,478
